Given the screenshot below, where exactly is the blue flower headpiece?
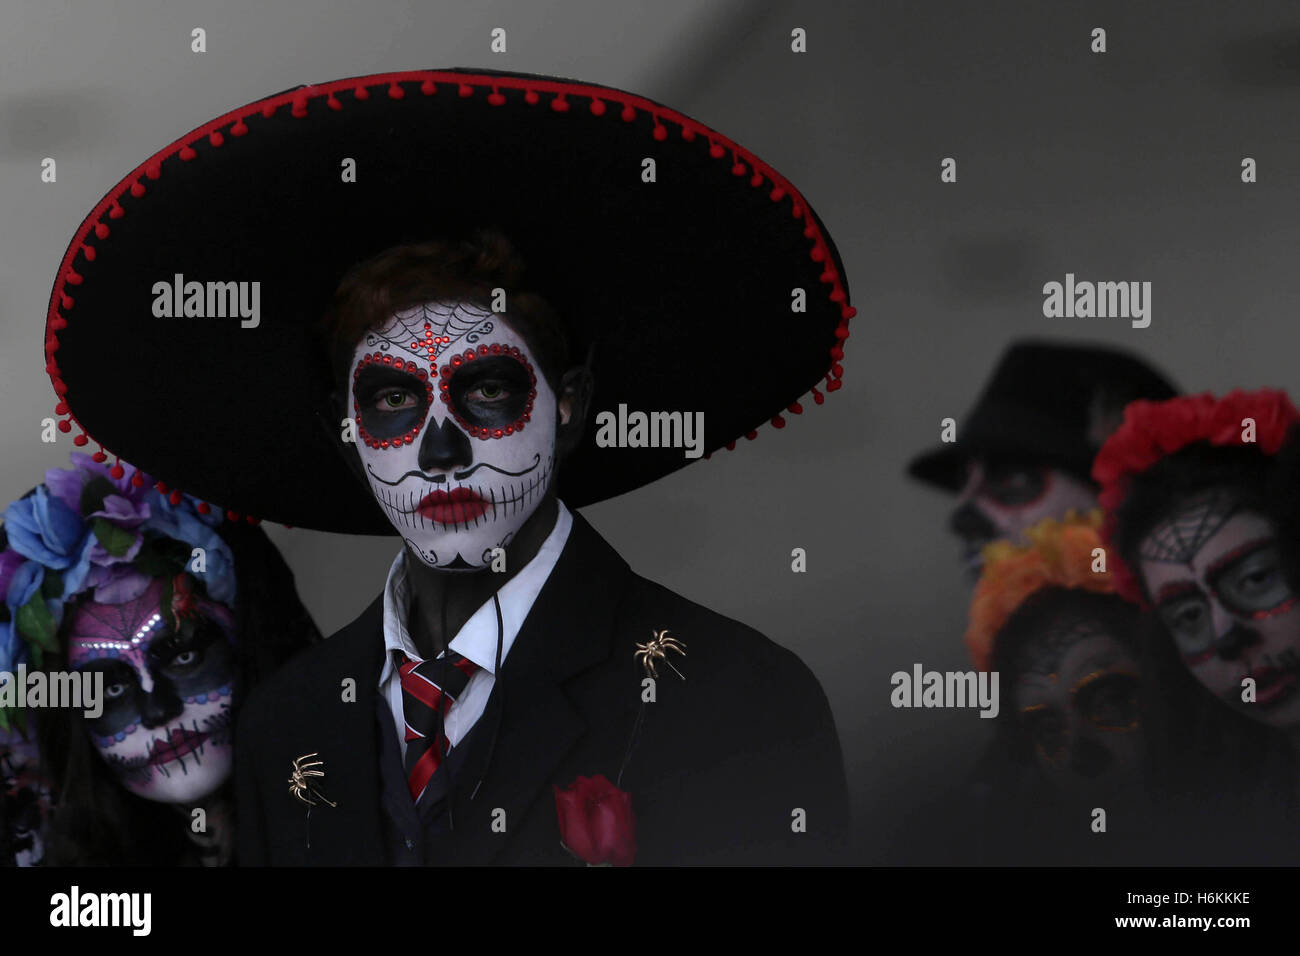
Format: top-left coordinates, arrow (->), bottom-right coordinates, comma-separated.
0,454 -> 237,690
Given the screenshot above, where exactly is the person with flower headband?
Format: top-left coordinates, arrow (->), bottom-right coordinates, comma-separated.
0,453 -> 320,864
1093,388 -> 1300,858
947,511 -> 1148,862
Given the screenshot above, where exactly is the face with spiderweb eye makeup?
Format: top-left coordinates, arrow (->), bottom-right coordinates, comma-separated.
1138,491 -> 1300,728
65,576 -> 236,804
349,300 -> 559,571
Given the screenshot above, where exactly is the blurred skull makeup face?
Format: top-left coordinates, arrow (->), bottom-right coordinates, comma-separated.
951,460 -> 1097,579
350,301 -> 557,571
67,577 -> 236,804
1012,627 -> 1144,802
1139,494 -> 1300,729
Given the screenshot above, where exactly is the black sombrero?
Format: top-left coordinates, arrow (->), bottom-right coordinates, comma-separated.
45,68 -> 853,534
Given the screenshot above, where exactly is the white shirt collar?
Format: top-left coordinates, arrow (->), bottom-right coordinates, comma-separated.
377,500 -> 573,686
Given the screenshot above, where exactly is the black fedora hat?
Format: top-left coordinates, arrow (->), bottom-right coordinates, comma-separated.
907,339 -> 1177,493
44,68 -> 854,534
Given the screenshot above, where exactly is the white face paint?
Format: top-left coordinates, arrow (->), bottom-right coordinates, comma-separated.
349,301 -> 557,570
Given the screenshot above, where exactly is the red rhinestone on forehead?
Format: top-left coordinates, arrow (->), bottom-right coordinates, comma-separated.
410,322 -> 451,374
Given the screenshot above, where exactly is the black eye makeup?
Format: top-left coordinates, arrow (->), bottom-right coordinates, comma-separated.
1209,541 -> 1295,618
1155,583 -> 1215,654
148,616 -> 235,699
1072,670 -> 1141,731
353,355 -> 434,446
438,346 -> 538,439
981,464 -> 1046,507
77,659 -> 143,735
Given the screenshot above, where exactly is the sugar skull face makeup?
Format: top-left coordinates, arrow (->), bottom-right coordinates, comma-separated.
1139,495 -> 1300,729
350,301 -> 557,570
1012,627 -> 1144,801
66,577 -> 236,804
951,461 -> 1097,579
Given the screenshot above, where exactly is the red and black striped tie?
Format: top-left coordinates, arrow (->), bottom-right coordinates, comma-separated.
397,650 -> 479,805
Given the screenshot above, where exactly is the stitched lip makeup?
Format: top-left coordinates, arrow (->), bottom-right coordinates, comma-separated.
148,727 -> 208,765
417,487 -> 489,524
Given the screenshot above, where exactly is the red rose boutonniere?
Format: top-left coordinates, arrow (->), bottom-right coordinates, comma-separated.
553,774 -> 636,866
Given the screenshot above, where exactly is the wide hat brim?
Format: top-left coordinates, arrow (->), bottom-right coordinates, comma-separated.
45,69 -> 853,534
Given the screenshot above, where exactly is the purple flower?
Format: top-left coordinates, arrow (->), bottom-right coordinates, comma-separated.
90,493 -> 151,529
84,564 -> 153,604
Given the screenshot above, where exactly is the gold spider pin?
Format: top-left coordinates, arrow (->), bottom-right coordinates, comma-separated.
634,629 -> 687,681
288,752 -> 338,808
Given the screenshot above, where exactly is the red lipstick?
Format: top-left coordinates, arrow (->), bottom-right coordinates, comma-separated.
418,487 -> 489,524
148,727 -> 209,765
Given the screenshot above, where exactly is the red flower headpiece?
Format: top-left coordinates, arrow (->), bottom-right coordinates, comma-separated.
1091,388 -> 1300,604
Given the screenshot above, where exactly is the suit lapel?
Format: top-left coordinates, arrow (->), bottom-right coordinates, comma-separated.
443,512 -> 632,864
295,596 -> 389,865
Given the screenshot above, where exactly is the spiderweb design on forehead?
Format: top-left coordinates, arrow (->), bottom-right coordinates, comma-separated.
1138,488 -> 1238,565
65,592 -> 163,647
362,302 -> 496,370
1014,616 -> 1106,677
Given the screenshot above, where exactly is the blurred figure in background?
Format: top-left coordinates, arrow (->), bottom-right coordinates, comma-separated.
908,339 -> 1177,581
962,511 -> 1150,863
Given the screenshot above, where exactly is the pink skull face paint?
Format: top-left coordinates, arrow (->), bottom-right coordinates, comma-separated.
350,301 -> 557,570
1139,500 -> 1300,729
951,461 -> 1098,579
66,577 -> 236,804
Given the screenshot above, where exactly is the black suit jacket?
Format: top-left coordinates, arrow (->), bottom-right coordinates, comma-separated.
235,511 -> 850,865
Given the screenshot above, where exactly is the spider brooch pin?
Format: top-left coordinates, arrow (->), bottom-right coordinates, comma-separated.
288,752 -> 338,808
634,629 -> 687,681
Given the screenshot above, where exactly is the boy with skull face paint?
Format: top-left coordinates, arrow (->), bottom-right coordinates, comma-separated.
42,70 -> 855,865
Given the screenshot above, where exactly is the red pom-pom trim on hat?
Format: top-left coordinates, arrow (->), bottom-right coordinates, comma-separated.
43,69 -> 854,484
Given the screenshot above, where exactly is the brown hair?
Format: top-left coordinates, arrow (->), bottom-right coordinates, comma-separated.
322,230 -> 572,394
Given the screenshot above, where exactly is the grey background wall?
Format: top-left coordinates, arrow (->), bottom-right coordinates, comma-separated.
4,0 -> 1300,860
